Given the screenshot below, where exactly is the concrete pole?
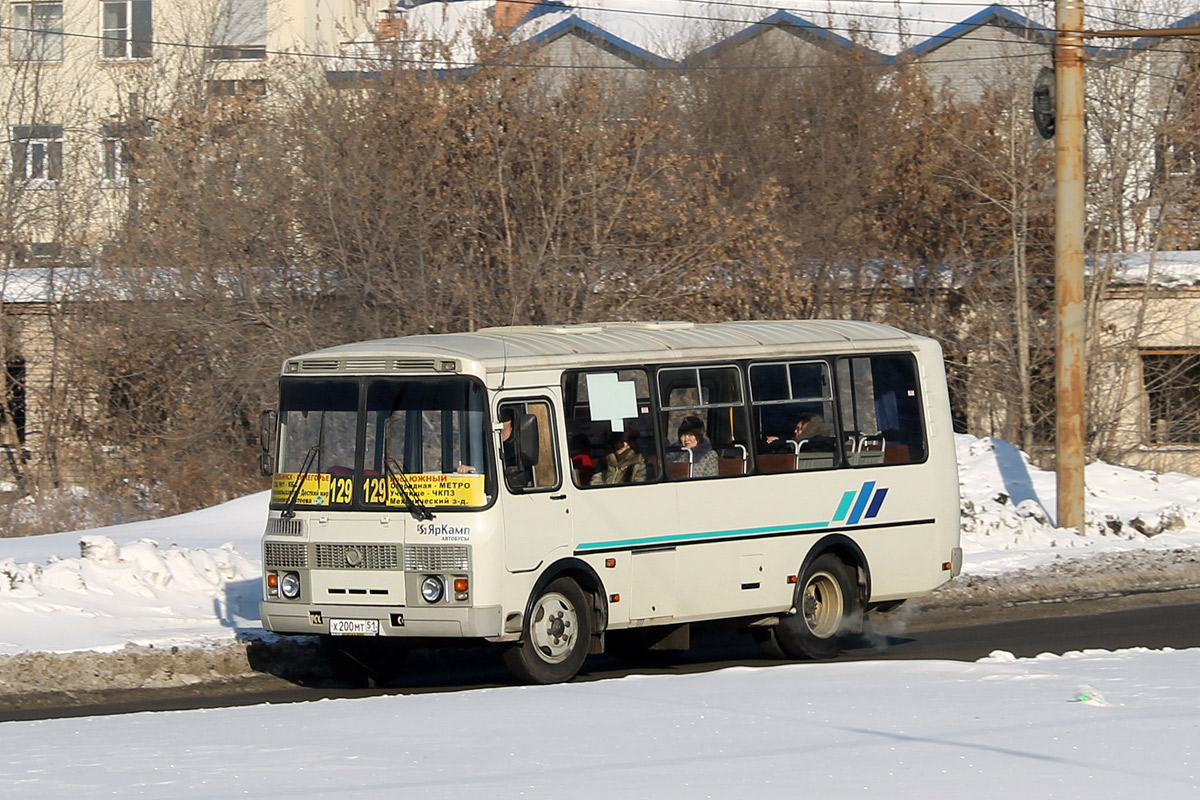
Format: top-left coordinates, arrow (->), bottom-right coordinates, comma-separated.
1055,0 -> 1087,531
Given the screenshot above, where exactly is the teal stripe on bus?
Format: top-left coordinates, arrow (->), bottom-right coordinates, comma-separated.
833,490 -> 856,522
576,520 -> 831,552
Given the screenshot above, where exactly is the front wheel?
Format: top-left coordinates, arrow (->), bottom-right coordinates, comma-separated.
503,577 -> 593,684
773,553 -> 857,660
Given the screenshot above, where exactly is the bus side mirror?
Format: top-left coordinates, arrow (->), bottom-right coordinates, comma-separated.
260,409 -> 277,476
515,412 -> 539,467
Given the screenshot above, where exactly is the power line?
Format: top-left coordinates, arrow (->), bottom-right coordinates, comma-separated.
0,18 -> 1051,73
1,3 -> 1194,75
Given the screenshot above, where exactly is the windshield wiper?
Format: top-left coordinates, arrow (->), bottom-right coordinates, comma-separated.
385,457 -> 435,521
281,445 -> 319,519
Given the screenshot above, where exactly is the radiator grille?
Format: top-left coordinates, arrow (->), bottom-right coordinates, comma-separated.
264,541 -> 308,569
315,543 -> 399,570
392,358 -> 439,372
344,358 -> 390,371
297,359 -> 339,372
264,517 -> 306,537
403,545 -> 470,571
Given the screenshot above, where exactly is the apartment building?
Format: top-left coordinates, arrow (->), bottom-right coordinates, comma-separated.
1,0 -> 370,257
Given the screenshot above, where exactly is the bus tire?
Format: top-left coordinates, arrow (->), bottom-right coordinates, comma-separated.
503,577 -> 592,684
774,554 -> 855,660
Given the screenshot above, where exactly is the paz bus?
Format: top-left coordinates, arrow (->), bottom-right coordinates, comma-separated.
258,320 -> 961,684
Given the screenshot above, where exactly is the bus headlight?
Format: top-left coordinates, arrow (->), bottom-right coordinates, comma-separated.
280,571 -> 301,600
421,575 -> 444,603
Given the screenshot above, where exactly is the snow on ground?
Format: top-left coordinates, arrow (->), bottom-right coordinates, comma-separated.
956,435 -> 1200,576
2,434 -> 1200,795
5,648 -> 1200,797
0,494 -> 265,656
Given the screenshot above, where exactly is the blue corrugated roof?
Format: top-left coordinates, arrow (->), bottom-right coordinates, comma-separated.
899,4 -> 1052,60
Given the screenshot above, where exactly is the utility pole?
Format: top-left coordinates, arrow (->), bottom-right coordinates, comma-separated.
1050,9 -> 1196,532
1055,0 -> 1086,532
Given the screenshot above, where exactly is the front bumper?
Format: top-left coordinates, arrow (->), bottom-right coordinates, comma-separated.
260,600 -> 504,638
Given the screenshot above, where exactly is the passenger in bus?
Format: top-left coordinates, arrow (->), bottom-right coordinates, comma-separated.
454,408 -> 530,488
673,415 -> 718,478
590,431 -> 646,485
570,433 -> 596,484
792,413 -> 835,450
498,408 -> 531,488
763,412 -> 834,452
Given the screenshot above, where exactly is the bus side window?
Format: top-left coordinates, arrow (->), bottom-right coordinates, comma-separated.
561,369 -> 657,487
835,355 -> 926,466
658,365 -> 749,480
749,360 -> 838,473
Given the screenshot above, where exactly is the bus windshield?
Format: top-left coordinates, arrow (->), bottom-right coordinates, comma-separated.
272,376 -> 491,511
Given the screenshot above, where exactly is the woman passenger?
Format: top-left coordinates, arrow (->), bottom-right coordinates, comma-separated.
675,415 -> 718,478
590,431 -> 646,485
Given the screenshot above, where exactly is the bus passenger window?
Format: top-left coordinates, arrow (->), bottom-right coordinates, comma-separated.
836,354 -> 926,466
562,369 -> 657,487
657,365 -> 750,480
749,361 -> 838,473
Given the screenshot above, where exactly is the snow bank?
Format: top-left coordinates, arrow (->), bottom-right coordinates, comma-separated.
956,435 -> 1200,575
0,534 -> 260,656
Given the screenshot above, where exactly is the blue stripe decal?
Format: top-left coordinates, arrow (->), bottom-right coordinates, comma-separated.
847,481 -> 876,525
576,520 -> 830,552
865,487 -> 889,519
577,480 -> 896,552
832,490 -> 856,522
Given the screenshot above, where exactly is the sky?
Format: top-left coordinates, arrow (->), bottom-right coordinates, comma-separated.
1,433 -> 1199,796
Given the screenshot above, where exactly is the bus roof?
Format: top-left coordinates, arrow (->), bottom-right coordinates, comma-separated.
283,320 -> 932,376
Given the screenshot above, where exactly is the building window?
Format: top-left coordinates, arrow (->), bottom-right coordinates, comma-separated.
1142,350 -> 1200,445
101,0 -> 153,59
210,0 -> 266,61
2,358 -> 26,446
208,44 -> 266,61
12,2 -> 63,62
101,122 -> 139,183
10,124 -> 63,186
207,78 -> 266,98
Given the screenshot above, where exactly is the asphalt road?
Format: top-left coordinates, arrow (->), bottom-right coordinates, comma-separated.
3,592 -> 1198,723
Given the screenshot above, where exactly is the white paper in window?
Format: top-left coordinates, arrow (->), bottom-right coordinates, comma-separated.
585,373 -> 638,427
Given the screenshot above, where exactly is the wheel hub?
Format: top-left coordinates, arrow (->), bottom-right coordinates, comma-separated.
531,592 -> 577,662
546,610 -> 569,643
802,571 -> 843,639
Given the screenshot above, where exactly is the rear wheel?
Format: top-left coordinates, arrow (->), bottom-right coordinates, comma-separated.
774,554 -> 857,660
503,577 -> 593,684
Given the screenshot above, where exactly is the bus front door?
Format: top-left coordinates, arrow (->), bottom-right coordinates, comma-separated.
500,396 -> 572,572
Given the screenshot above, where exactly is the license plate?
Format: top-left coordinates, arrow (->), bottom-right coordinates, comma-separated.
329,618 -> 379,636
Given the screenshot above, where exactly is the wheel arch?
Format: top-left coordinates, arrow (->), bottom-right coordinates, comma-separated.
800,534 -> 871,606
527,557 -> 609,652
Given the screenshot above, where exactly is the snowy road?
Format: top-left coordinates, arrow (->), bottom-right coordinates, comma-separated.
6,590 -> 1199,722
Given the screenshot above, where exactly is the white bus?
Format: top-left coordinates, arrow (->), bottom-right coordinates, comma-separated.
259,320 -> 961,684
